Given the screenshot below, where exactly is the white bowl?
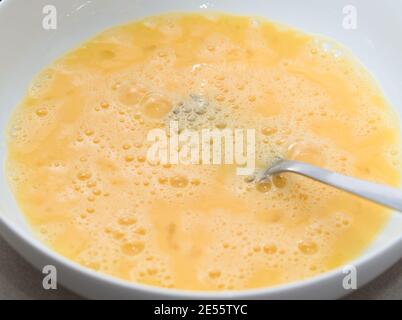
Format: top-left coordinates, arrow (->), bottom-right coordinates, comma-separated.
1,0 -> 402,299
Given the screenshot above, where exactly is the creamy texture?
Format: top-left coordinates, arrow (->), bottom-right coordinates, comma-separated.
6,13 -> 402,291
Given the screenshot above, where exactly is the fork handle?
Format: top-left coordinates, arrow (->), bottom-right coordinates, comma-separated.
267,160 -> 402,212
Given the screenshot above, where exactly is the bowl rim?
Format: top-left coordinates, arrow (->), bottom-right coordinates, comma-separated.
1,0 -> 402,299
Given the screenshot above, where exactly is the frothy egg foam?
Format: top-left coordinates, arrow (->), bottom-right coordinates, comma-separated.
6,13 -> 402,291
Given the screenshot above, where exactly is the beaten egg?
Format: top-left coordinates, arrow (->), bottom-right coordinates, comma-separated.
6,13 -> 402,291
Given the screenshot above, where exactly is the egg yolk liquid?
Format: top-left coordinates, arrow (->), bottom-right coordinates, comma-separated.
6,13 -> 402,290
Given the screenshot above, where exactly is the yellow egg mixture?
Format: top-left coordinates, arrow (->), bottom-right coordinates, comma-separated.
6,13 -> 402,290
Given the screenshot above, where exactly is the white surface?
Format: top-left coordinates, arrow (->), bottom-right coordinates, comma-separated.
0,0 -> 402,299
